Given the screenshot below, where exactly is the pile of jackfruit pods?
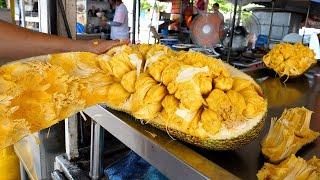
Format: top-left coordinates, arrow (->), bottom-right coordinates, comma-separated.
0,44 -> 267,150
257,107 -> 319,179
263,43 -> 316,78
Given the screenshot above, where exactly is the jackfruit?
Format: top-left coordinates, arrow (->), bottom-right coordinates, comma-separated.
0,44 -> 267,151
257,155 -> 320,180
261,107 -> 319,163
263,43 -> 316,77
121,70 -> 137,93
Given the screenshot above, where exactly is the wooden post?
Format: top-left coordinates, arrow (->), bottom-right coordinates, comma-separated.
56,0 -> 76,39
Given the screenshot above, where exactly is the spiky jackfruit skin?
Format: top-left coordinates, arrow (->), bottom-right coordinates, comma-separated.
0,44 -> 267,151
147,114 -> 265,150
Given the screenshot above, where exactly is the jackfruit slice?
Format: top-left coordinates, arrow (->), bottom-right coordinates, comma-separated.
261,107 -> 319,163
257,155 -> 320,180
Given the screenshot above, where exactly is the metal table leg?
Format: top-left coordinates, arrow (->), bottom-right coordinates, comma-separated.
19,161 -> 28,180
89,120 -> 105,180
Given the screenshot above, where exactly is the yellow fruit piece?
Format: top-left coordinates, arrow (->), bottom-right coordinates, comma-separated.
50,52 -> 98,76
232,77 -> 251,92
161,95 -> 179,113
261,107 -> 319,163
0,146 -> 20,180
201,109 -> 222,135
257,155 -> 320,180
240,85 -> 267,118
174,81 -> 204,111
121,70 -> 137,93
214,76 -> 233,91
144,84 -> 167,104
206,89 -> 231,113
106,83 -> 130,107
226,90 -> 246,118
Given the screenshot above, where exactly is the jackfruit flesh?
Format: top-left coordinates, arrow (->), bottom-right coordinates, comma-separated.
0,44 -> 267,151
263,43 -> 316,77
261,107 -> 320,163
257,155 -> 320,180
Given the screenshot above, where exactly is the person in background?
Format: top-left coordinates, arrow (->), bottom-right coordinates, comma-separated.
212,3 -> 224,24
0,20 -> 126,64
102,0 -> 129,41
212,3 -> 224,39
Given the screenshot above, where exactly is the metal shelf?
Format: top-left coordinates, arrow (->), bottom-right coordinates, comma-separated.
84,105 -> 239,180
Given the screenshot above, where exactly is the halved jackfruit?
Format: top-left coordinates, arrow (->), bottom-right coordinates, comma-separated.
0,45 -> 267,151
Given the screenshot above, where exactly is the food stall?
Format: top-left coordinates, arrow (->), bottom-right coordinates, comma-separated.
0,0 -> 319,180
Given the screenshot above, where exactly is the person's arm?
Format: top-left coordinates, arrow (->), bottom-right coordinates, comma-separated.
0,20 -> 125,64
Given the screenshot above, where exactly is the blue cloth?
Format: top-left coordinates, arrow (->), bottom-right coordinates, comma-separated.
76,23 -> 85,34
105,151 -> 168,180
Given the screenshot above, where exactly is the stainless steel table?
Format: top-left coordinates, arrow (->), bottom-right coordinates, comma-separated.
84,68 -> 320,180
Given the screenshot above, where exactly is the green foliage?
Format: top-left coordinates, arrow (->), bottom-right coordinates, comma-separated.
208,0 -> 233,13
0,0 -> 7,9
141,0 -> 152,11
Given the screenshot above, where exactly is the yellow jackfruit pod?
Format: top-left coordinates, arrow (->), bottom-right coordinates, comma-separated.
214,76 -> 234,91
0,146 -> 20,180
121,70 -> 137,93
132,102 -> 162,120
144,84 -> 167,104
174,81 -> 204,112
161,61 -> 184,85
206,89 -> 232,114
137,44 -> 152,58
161,95 -> 179,113
131,74 -> 158,112
239,86 -> 266,118
231,77 -> 252,92
97,54 -> 112,73
226,90 -> 246,118
49,52 -> 98,77
108,55 -> 134,80
106,83 -> 130,108
146,55 -> 172,82
146,44 -> 174,59
200,108 -> 222,135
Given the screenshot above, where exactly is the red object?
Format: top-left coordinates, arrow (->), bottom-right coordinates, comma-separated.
196,0 -> 205,11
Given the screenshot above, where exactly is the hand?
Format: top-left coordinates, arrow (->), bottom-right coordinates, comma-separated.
86,39 -> 129,54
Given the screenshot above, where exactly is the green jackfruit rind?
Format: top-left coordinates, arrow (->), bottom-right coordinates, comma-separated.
147,115 -> 266,150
